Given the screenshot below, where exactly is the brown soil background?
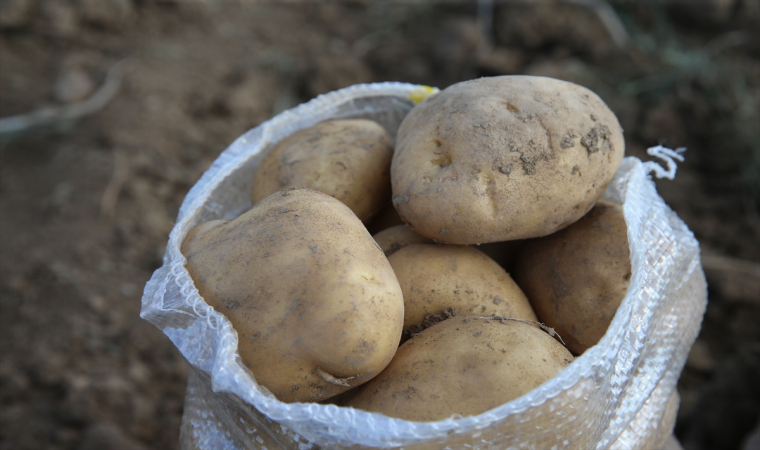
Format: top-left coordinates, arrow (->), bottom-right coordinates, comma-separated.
1,2 -> 758,449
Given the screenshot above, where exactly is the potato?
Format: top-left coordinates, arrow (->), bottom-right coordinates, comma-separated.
182,189 -> 404,402
387,244 -> 537,334
346,315 -> 574,421
252,119 -> 394,222
514,200 -> 631,355
391,75 -> 624,244
372,224 -> 432,257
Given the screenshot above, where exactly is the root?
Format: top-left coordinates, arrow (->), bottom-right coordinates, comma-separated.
0,58 -> 133,137
474,316 -> 567,346
316,368 -> 356,387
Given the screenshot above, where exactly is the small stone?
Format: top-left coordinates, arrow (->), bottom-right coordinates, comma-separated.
54,66 -> 95,103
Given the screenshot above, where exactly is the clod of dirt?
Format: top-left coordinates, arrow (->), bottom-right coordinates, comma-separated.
404,307 -> 458,338
499,164 -> 513,175
561,130 -> 577,149
519,154 -> 538,175
581,123 -> 613,155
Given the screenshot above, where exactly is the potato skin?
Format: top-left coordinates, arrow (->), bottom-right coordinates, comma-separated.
388,244 -> 537,332
182,189 -> 404,402
514,200 -> 631,355
346,316 -> 574,421
391,75 -> 625,244
372,224 -> 432,257
252,119 -> 394,222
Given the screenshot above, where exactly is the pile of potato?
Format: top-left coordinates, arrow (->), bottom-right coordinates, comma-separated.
182,76 -> 631,421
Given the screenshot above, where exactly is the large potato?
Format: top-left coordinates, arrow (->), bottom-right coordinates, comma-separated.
251,119 -> 394,222
514,200 -> 631,355
391,75 -> 624,244
387,244 -> 537,333
346,315 -> 574,421
182,189 -> 404,402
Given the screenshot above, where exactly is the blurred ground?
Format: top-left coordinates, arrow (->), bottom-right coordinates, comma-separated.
0,1 -> 759,449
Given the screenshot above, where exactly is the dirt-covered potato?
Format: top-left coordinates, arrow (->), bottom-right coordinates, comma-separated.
252,119 -> 394,222
387,244 -> 537,334
514,200 -> 631,355
372,224 -> 432,257
346,315 -> 574,421
391,75 -> 625,244
182,189 -> 404,403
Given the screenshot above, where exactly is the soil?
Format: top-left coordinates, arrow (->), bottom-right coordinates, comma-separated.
1,2 -> 758,450
404,307 -> 459,339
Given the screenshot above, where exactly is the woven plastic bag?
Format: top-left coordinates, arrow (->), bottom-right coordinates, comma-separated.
139,82 -> 707,450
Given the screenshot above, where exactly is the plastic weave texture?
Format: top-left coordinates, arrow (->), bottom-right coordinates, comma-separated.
139,82 -> 707,450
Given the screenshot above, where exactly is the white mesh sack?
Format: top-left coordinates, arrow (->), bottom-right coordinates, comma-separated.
139,82 -> 707,450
